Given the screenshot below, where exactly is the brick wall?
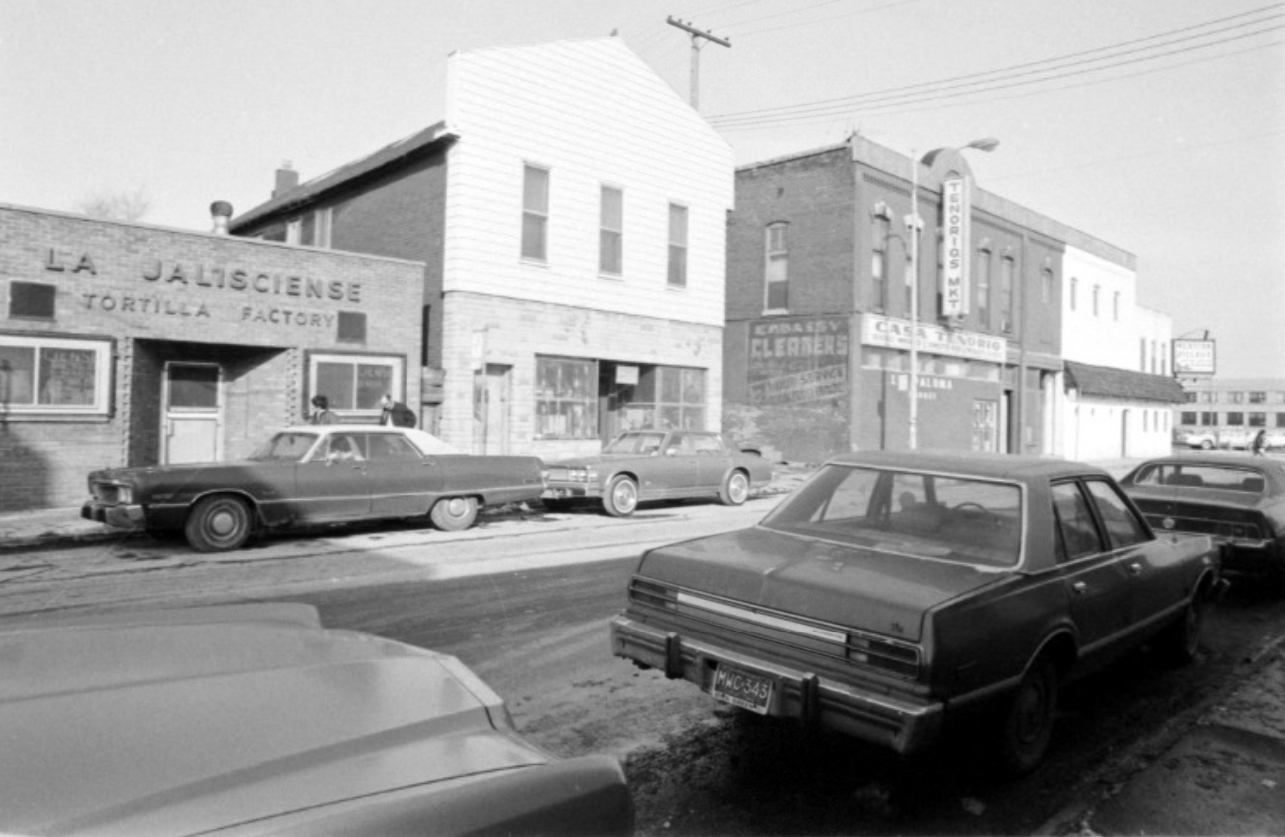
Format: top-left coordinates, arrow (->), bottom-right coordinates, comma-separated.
0,205 -> 423,510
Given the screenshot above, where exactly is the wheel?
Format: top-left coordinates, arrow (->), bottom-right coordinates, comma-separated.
1157,591 -> 1205,665
1200,439 -> 1214,450
430,496 -> 479,531
996,657 -> 1058,776
603,475 -> 638,517
185,495 -> 253,553
719,470 -> 750,506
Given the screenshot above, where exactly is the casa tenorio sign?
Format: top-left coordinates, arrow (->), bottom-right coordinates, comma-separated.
861,314 -> 1006,364
747,316 -> 850,407
44,249 -> 362,328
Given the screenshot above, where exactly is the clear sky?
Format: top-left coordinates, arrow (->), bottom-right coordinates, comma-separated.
2,0 -> 1281,378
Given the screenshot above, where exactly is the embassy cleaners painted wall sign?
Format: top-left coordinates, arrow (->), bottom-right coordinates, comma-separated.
862,314 -> 1006,364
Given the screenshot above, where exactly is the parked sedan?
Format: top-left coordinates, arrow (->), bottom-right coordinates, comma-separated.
81,425 -> 545,551
0,604 -> 633,836
610,451 -> 1224,775
541,429 -> 774,517
1120,453 -> 1285,589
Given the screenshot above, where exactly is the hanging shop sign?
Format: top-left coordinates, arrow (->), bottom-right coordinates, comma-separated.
862,314 -> 1006,364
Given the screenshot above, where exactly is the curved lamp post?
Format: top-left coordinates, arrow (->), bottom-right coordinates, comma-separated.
907,138 -> 1000,450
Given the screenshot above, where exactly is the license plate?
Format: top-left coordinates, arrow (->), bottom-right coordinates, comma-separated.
711,664 -> 774,715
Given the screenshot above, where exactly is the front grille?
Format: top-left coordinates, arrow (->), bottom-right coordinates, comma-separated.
544,467 -> 570,482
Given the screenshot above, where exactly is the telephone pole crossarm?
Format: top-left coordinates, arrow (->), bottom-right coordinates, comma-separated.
666,16 -> 730,109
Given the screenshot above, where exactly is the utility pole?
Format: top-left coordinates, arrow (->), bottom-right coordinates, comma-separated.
666,16 -> 730,109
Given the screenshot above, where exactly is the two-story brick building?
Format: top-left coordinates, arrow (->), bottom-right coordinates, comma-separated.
724,134 -> 1181,463
231,37 -> 734,458
0,204 -> 423,511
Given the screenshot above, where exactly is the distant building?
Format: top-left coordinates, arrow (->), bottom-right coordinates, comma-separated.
722,135 -> 1181,463
0,203 -> 423,511
232,38 -> 734,457
1174,377 -> 1285,447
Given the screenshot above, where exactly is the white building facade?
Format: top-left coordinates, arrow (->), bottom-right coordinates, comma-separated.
440,39 -> 733,456
1057,242 -> 1182,461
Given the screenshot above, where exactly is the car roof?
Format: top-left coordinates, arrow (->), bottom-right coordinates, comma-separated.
826,450 -> 1108,482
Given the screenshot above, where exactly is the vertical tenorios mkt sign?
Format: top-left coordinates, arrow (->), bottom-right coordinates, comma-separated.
941,176 -> 970,317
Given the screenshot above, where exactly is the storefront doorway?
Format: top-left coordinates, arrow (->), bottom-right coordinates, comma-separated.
162,362 -> 221,464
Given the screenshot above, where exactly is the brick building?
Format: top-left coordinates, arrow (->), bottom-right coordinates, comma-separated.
231,37 -> 733,458
724,135 -> 1180,463
0,204 -> 423,511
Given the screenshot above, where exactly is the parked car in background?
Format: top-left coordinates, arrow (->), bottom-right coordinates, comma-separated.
1120,453 -> 1285,590
81,426 -> 545,551
610,451 -> 1224,775
1173,429 -> 1219,450
541,429 -> 774,517
0,604 -> 633,836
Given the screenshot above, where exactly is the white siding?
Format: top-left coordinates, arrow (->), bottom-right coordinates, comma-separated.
443,38 -> 733,327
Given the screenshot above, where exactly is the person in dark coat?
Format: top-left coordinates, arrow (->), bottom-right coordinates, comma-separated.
1252,429 -> 1269,456
309,395 -> 338,425
379,394 -> 417,428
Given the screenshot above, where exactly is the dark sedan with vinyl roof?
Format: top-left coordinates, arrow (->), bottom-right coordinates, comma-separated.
610,451 -> 1225,775
1120,453 -> 1285,590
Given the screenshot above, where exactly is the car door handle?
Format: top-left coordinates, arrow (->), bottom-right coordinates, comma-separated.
1128,562 -> 1143,576
1072,581 -> 1087,595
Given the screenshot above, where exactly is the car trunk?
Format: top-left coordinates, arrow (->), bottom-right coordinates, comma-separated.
635,527 -> 1005,642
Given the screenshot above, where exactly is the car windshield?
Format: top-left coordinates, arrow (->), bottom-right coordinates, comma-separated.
604,432 -> 668,455
760,463 -> 1024,567
1129,463 -> 1265,494
248,432 -> 320,462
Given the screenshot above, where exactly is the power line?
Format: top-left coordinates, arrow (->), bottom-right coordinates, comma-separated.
710,13 -> 1284,127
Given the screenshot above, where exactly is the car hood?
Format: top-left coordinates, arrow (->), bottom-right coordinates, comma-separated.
0,604 -> 553,837
635,527 -> 1006,642
544,453 -> 652,468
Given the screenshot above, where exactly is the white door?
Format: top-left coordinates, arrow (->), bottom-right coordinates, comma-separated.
483,364 -> 511,455
163,362 -> 221,464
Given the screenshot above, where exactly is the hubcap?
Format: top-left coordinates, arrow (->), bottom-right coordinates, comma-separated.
210,509 -> 236,536
614,482 -> 636,511
447,497 -> 467,516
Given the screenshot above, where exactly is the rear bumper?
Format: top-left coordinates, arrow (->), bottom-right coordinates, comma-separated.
608,614 -> 943,757
1220,539 -> 1284,578
81,501 -> 145,531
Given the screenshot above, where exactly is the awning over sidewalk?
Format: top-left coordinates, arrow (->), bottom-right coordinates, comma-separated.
1064,361 -> 1186,404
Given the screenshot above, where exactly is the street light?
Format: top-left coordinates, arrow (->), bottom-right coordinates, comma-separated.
907,138 -> 999,450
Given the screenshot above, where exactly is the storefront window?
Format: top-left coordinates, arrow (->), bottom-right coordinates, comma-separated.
536,356 -> 598,439
308,352 -> 404,417
0,334 -> 111,416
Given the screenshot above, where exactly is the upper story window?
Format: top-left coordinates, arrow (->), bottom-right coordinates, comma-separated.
764,223 -> 789,311
975,246 -> 992,328
1249,391 -> 1267,404
1092,285 -> 1100,317
667,203 -> 688,288
999,255 -> 1014,331
286,209 -> 332,248
1041,267 -> 1053,305
871,215 -> 890,313
599,185 -> 623,276
1140,337 -> 1147,371
521,164 -> 550,262
1160,343 -> 1167,376
1070,277 -> 1078,311
1113,291 -> 1120,320
1151,340 -> 1158,374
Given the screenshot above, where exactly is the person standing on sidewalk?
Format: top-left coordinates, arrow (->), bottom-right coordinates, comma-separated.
309,395 -> 338,425
1252,429 -> 1269,456
379,394 -> 417,428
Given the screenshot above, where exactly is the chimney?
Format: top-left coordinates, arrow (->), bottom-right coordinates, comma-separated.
209,201 -> 233,235
273,160 -> 299,198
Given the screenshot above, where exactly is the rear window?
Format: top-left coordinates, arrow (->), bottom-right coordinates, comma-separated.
1129,463 -> 1265,494
760,464 -> 1023,567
